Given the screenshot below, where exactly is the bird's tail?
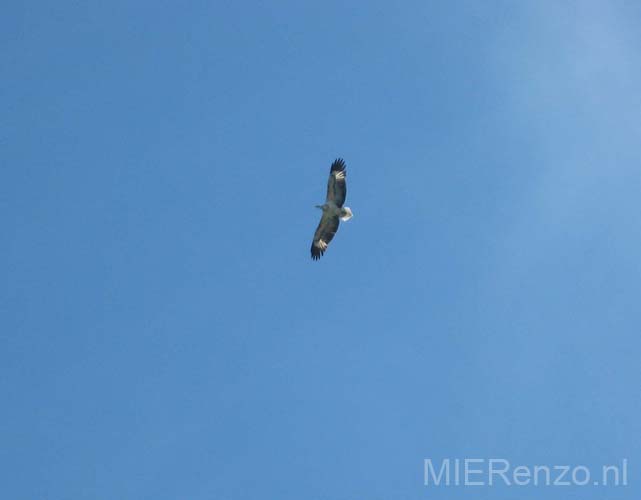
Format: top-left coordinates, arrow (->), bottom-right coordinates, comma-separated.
340,207 -> 353,221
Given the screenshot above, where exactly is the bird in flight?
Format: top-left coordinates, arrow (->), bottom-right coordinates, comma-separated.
311,158 -> 353,260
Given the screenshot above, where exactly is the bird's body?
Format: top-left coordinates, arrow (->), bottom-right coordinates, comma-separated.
317,202 -> 351,220
311,158 -> 353,260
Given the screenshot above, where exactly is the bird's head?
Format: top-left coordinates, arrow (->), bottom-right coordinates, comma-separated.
340,207 -> 353,221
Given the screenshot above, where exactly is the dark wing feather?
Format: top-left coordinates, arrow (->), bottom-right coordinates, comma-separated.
326,158 -> 347,208
310,212 -> 340,260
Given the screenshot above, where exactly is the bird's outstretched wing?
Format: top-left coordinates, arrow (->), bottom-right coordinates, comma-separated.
311,211 -> 340,260
326,158 -> 347,207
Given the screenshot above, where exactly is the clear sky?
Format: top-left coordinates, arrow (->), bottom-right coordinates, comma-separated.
2,1 -> 640,499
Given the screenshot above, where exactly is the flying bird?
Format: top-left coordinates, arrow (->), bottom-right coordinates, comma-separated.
311,158 -> 353,260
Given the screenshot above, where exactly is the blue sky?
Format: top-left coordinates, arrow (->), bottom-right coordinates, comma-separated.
2,1 -> 641,499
